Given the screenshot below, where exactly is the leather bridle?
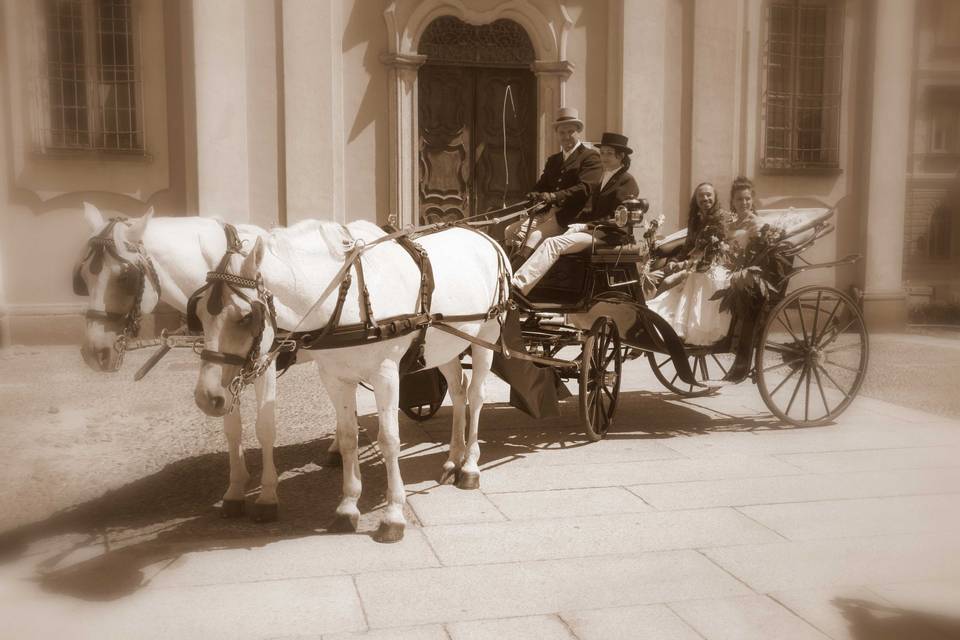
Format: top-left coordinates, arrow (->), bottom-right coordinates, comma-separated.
186,233 -> 279,410
73,217 -> 162,371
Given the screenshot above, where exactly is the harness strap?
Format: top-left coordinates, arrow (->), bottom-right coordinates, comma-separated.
389,227 -> 435,374
200,349 -> 248,367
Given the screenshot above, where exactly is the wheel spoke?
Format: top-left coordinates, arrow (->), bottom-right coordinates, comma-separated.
785,363 -> 808,416
777,314 -> 802,344
811,362 -> 833,417
816,363 -> 853,399
809,290 -> 823,345
816,298 -> 843,346
804,362 -> 812,422
700,356 -> 711,381
822,359 -> 861,374
711,354 -> 730,375
656,356 -> 671,369
762,355 -> 805,374
670,371 -> 680,386
770,361 -> 802,396
765,341 -> 803,355
822,341 -> 864,356
795,298 -> 811,346
819,316 -> 859,350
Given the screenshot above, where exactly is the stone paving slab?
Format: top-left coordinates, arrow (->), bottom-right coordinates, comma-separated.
446,614 -> 576,639
407,485 -> 507,526
487,487 -> 651,520
323,624 -> 450,640
2,575 -> 367,640
768,587 -> 887,640
737,494 -> 960,541
628,467 -> 960,510
667,594 -> 830,639
144,530 -> 440,589
421,509 -> 782,566
702,533 -> 960,593
353,550 -> 753,629
559,604 -> 703,640
478,454 -> 802,493
773,446 -> 960,474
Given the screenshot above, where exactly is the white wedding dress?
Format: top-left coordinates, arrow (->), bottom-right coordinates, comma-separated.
646,263 -> 732,346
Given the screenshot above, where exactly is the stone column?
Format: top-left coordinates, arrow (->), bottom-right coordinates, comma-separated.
862,0 -> 915,330
689,0 -> 742,197
531,60 -> 574,166
192,0 -> 250,222
606,0 -> 667,217
283,0 -> 346,225
380,53 -> 425,228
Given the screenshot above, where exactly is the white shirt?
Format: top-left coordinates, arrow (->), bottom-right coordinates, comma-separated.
561,140 -> 582,162
600,169 -> 615,190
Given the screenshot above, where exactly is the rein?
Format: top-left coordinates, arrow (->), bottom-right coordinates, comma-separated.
75,217 -> 162,370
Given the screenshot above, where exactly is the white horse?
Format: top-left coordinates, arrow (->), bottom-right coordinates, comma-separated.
75,204 -> 286,520
190,220 -> 507,542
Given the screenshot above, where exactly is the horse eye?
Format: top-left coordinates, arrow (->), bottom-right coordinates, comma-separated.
239,312 -> 253,325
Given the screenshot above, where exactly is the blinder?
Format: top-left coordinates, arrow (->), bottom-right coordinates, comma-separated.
73,262 -> 88,296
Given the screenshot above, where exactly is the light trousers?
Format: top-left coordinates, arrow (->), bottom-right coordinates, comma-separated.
504,210 -> 565,253
512,224 -> 592,294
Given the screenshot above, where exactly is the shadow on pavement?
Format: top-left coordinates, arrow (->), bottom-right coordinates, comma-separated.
835,597 -> 960,640
0,434 -> 403,602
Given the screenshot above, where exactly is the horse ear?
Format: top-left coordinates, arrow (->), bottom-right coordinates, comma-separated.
240,237 -> 265,278
127,207 -> 154,244
83,202 -> 105,232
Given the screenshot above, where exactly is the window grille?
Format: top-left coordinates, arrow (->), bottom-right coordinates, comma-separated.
760,0 -> 843,171
39,0 -> 144,153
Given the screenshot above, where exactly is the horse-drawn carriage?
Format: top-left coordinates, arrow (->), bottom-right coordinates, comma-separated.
73,196 -> 869,539
402,198 -> 869,439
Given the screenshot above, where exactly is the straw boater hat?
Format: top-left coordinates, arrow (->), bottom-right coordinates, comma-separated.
597,131 -> 632,155
552,106 -> 584,131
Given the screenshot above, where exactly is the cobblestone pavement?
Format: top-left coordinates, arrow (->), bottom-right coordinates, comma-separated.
0,337 -> 958,639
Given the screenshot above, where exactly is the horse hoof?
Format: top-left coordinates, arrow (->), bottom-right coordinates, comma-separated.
438,465 -> 458,485
253,503 -> 278,523
456,471 -> 480,490
374,521 -> 405,544
220,499 -> 245,518
328,511 -> 360,533
322,450 -> 342,467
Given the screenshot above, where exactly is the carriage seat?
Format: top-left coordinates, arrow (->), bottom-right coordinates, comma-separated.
590,241 -> 649,263
652,207 -> 834,257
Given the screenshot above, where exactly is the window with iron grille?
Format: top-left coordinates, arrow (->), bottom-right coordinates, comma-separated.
761,0 -> 843,171
39,0 -> 144,153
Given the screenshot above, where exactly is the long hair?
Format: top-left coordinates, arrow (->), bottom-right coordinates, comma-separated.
684,182 -> 718,252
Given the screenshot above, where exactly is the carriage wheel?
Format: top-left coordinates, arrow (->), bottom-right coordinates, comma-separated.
579,317 -> 622,441
400,376 -> 448,422
646,351 -> 734,397
756,285 -> 868,426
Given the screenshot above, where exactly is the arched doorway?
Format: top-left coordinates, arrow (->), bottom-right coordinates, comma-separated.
417,17 -> 537,223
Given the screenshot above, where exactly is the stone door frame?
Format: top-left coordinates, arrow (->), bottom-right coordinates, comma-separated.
381,0 -> 574,227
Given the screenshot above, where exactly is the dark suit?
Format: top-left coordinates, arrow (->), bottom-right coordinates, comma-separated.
579,167 -> 639,224
534,144 -> 603,227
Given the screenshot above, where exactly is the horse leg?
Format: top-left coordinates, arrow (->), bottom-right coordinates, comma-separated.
221,408 -> 249,517
252,362 -> 279,522
459,344 -> 492,490
370,359 -> 406,543
438,359 -> 467,485
325,375 -> 362,533
318,362 -> 343,467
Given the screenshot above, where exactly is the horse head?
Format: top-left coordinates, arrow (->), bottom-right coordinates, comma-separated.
76,203 -> 160,372
191,237 -> 276,417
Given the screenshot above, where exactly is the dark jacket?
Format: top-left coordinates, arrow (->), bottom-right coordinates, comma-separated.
579,167 -> 639,224
534,144 -> 603,227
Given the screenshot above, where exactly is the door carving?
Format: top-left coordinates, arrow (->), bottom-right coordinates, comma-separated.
417,18 -> 537,225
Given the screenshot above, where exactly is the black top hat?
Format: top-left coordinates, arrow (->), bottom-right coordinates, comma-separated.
597,132 -> 632,155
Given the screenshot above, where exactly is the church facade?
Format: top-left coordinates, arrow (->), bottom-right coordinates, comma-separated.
0,0 -> 956,344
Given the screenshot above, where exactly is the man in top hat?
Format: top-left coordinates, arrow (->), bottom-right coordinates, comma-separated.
505,107 -> 602,260
512,131 -> 639,295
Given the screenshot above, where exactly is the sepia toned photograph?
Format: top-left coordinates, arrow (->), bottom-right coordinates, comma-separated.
1,0 -> 959,638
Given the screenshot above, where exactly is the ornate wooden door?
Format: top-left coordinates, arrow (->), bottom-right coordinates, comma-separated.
418,66 -> 536,224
